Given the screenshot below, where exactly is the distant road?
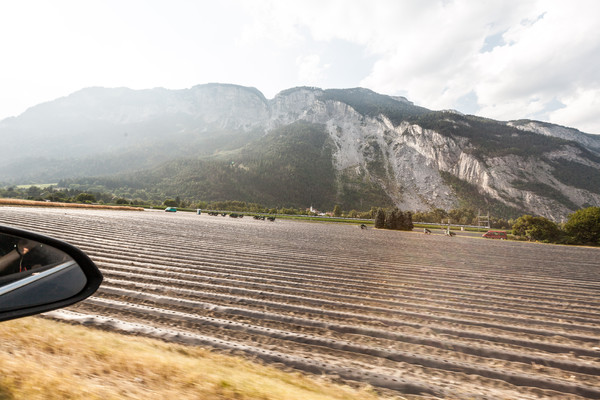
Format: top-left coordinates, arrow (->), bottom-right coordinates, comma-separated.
419,227 -> 488,238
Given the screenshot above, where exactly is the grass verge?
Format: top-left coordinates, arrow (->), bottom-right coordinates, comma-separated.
0,317 -> 394,400
413,223 -> 511,234
270,215 -> 373,224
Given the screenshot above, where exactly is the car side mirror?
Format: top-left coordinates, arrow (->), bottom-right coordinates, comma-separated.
0,225 -> 102,322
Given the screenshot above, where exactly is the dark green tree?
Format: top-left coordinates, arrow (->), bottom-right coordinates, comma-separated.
333,205 -> 342,217
75,193 -> 96,203
564,207 -> 600,244
375,209 -> 386,228
432,208 -> 448,223
396,210 -> 406,230
163,199 -> 178,207
376,208 -> 414,231
385,209 -> 397,229
27,185 -> 42,199
449,208 -> 476,225
512,215 -> 560,242
404,211 -> 414,231
369,207 -> 379,219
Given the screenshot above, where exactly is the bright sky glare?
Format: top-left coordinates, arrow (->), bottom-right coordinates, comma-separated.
1,0 -> 599,134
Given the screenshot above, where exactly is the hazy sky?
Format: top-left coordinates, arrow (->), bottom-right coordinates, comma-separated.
1,0 -> 599,134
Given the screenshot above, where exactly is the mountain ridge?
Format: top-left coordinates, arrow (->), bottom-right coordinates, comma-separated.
1,83 -> 599,220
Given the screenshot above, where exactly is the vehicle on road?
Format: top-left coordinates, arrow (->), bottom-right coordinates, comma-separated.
165,207 -> 177,212
482,230 -> 507,239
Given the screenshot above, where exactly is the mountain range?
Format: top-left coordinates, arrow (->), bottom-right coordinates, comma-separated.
1,83 -> 600,220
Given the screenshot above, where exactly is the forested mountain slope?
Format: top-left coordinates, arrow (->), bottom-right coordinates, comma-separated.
2,84 -> 599,219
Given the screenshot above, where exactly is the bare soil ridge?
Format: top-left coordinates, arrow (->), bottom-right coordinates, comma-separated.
1,207 -> 599,399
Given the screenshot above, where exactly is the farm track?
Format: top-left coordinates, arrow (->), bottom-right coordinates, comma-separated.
2,207 -> 600,399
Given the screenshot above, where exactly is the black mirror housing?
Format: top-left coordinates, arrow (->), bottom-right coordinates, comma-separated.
0,225 -> 103,322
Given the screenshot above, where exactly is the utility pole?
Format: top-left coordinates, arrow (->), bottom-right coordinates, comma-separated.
444,218 -> 452,236
478,210 -> 490,231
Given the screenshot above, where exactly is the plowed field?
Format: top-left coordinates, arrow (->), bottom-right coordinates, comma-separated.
1,207 -> 599,399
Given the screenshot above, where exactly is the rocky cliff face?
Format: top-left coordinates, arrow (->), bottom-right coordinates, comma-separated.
266,87 -> 600,219
185,84 -> 270,131
2,84 -> 600,219
508,120 -> 600,155
267,90 -> 458,211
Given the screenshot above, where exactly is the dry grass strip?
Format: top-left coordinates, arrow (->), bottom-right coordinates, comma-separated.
0,198 -> 143,211
0,317 -> 395,400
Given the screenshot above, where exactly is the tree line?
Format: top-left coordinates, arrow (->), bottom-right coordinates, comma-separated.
2,184 -> 599,246
0,185 -> 145,206
374,209 -> 414,231
413,207 -> 512,229
511,207 -> 600,246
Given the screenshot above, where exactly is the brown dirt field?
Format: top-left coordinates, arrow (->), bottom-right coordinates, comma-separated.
1,206 -> 599,399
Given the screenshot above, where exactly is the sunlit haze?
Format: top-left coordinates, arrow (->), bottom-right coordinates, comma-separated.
1,0 -> 598,133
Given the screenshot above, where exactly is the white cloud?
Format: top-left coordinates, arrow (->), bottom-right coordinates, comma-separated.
0,0 -> 598,134
238,1 -> 306,48
255,0 -> 600,133
472,1 -> 600,132
296,54 -> 329,84
549,88 -> 600,133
